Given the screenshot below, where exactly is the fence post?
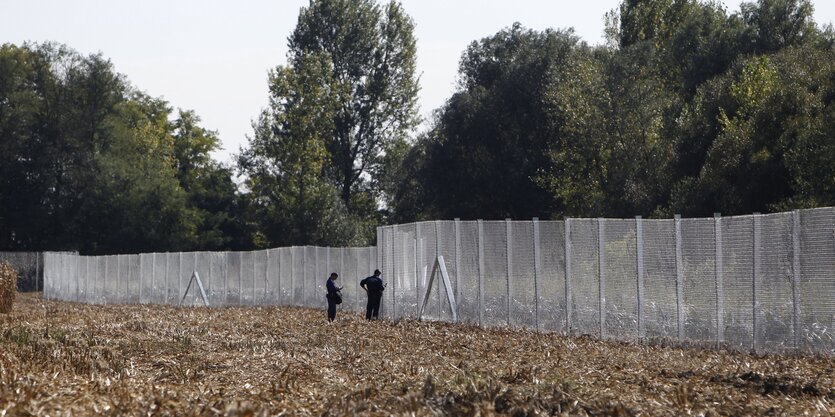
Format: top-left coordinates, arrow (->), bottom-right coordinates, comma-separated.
86,256 -> 91,303
339,248 -> 344,311
304,248 -> 310,307
436,221 -> 442,319
179,253 -> 185,306
533,218 -> 541,331
236,252 -> 242,306
506,218 -> 513,327
454,218 -> 461,321
277,249 -> 283,305
792,210 -> 801,352
392,231 -> 398,320
265,250 -> 270,305
163,254 -> 169,305
565,218 -> 572,335
714,213 -> 724,345
477,220 -> 485,327
598,218 -> 606,339
118,255 -> 123,303
753,213 -> 761,353
368,245 -> 374,304
104,255 -> 109,305
137,254 -> 143,304
675,214 -> 684,342
253,251 -> 257,305
414,226 -> 420,318
290,248 -> 296,306
636,216 -> 645,339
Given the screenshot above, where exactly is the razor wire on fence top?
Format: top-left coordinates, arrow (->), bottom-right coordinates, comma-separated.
42,207 -> 835,355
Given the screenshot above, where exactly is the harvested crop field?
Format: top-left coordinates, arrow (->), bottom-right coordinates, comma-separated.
1,294 -> 834,416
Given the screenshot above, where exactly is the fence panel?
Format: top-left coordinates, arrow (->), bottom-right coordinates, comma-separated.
642,220 -> 677,339
278,248 -> 292,306
190,252 -> 210,305
538,221 -> 566,333
481,221 -> 509,327
603,219 -> 638,340
394,224 -> 417,320
510,221 -> 536,328
799,207 -> 835,354
721,216 -> 755,350
456,222 -> 480,325
291,247 -> 303,306
437,221 -> 458,322
0,252 -> 41,291
756,212 -> 794,353
681,218 -> 717,343
126,254 -> 140,304
568,219 -> 600,335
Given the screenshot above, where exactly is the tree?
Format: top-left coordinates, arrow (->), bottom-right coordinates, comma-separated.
740,0 -> 818,53
287,0 -> 420,215
172,110 -> 250,250
240,53 -> 364,246
0,42 -> 241,253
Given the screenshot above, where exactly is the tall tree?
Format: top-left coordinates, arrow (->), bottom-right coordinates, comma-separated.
288,0 -> 420,214
420,25 -> 586,219
172,110 -> 250,250
240,53 -> 363,246
0,42 -> 242,253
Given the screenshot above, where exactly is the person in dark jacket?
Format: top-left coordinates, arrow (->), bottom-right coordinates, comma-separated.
325,272 -> 342,322
359,269 -> 385,320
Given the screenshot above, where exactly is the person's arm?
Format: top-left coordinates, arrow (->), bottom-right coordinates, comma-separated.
359,277 -> 368,292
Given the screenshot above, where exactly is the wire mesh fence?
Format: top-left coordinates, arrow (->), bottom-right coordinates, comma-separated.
374,208 -> 835,355
41,207 -> 835,355
0,252 -> 42,291
43,247 -> 378,313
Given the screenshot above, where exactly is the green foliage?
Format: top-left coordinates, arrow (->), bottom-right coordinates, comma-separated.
240,0 -> 420,245
289,0 -> 419,213
402,0 -> 835,221
0,42 -> 246,253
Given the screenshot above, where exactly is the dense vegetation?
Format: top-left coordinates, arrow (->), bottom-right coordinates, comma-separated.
1,0 -> 834,253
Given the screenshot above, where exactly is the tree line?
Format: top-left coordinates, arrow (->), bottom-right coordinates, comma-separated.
1,0 -> 834,254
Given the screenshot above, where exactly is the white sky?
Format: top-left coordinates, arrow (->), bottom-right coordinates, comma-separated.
2,0 -> 834,164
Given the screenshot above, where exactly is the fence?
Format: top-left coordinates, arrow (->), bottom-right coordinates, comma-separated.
41,207 -> 835,355
0,252 -> 43,291
376,208 -> 835,355
43,247 -> 377,311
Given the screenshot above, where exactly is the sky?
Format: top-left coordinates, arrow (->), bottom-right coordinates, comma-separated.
2,0 -> 835,164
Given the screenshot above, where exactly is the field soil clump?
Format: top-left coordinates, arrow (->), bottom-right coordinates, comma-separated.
1,293 -> 834,416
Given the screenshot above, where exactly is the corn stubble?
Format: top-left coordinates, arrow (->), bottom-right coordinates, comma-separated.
0,262 -> 16,313
1,293 -> 833,416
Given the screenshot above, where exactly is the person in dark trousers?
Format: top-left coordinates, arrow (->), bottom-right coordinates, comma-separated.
360,269 -> 385,320
325,272 -> 342,322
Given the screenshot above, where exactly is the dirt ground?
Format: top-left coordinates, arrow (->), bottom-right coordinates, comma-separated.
1,293 -> 834,416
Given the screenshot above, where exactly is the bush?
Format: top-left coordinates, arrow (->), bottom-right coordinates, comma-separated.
0,261 -> 17,313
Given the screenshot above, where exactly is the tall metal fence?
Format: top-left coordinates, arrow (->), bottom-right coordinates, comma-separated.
44,247 -> 378,311
0,252 -> 43,291
376,208 -> 835,355
40,207 -> 835,355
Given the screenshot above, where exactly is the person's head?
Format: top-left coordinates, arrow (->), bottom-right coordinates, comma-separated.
373,269 -> 381,277
330,272 -> 338,280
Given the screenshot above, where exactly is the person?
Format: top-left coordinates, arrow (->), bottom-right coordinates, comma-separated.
325,272 -> 342,322
359,269 -> 385,320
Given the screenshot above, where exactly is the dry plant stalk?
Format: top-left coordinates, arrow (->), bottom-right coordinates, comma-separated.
0,261 -> 16,313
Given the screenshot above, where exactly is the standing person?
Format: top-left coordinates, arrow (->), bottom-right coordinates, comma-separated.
325,272 -> 342,322
360,269 -> 385,320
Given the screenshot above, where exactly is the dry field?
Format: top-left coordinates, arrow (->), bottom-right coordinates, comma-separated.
1,293 -> 834,416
